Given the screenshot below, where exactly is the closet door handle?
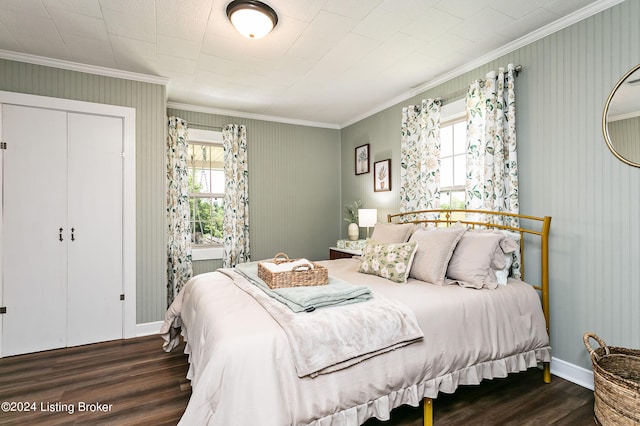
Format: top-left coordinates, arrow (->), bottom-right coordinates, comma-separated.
71,228 -> 75,241
59,227 -> 64,241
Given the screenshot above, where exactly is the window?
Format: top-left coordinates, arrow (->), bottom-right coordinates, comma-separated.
187,129 -> 224,259
439,119 -> 466,210
438,99 -> 467,222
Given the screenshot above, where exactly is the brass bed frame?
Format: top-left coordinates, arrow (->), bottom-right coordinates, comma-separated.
386,209 -> 552,426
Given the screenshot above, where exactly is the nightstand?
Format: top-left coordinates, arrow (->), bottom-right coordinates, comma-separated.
329,247 -> 362,260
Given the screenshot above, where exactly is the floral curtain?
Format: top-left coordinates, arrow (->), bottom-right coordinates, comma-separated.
223,124 -> 250,267
166,116 -> 193,306
400,99 -> 441,221
465,63 -> 519,226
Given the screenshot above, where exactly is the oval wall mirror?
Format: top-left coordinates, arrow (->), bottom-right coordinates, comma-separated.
603,64 -> 640,167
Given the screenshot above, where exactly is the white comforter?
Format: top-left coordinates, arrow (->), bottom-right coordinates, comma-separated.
161,258 -> 551,426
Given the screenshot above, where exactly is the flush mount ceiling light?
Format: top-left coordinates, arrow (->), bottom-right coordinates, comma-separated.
226,0 -> 278,39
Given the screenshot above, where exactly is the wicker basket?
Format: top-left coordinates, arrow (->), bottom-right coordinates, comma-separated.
258,253 -> 328,289
583,333 -> 640,425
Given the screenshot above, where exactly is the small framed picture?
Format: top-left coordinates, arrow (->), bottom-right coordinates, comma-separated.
374,159 -> 391,192
355,144 -> 370,175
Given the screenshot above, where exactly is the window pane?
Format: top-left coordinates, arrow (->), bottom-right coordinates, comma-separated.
453,121 -> 466,154
440,125 -> 453,157
211,169 -> 225,194
188,168 -> 196,192
190,197 -> 224,246
453,155 -> 466,186
440,157 -> 453,187
195,168 -> 211,193
451,191 -> 465,209
440,191 -> 451,209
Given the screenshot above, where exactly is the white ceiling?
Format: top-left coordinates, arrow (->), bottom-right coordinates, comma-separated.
0,0 -> 621,128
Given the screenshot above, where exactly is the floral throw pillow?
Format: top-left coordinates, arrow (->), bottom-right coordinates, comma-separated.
357,239 -> 418,284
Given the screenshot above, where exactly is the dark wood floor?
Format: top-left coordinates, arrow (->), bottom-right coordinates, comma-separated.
0,335 -> 190,425
0,335 -> 596,425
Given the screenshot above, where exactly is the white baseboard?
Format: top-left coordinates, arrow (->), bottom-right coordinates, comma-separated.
136,321 -> 163,337
551,356 -> 594,390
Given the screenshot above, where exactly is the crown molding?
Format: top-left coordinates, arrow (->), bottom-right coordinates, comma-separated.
0,46 -> 336,128
340,0 -> 626,128
166,102 -> 340,130
0,49 -> 169,86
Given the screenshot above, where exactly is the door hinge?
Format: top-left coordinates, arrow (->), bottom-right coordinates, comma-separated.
0,142 -> 7,149
0,307 -> 6,314
120,294 -> 125,301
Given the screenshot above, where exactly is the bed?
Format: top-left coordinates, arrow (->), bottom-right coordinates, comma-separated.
161,209 -> 552,426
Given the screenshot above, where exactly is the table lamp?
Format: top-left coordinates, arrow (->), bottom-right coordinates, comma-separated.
358,209 -> 378,238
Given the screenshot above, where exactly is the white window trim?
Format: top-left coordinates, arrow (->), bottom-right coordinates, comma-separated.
441,98 -> 465,123
188,128 -> 224,261
192,246 -> 224,261
189,128 -> 222,143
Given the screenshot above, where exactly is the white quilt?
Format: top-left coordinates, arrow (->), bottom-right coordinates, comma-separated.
161,258 -> 551,426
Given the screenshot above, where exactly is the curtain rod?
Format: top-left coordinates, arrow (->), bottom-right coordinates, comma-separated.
435,64 -> 522,106
188,122 -> 224,131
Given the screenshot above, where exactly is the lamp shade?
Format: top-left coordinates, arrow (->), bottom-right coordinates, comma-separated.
358,209 -> 377,228
226,0 -> 278,39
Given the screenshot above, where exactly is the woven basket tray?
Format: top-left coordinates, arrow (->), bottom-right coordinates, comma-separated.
584,333 -> 640,426
258,253 -> 328,289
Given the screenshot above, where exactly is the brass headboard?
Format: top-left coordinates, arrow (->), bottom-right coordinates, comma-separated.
387,209 -> 551,337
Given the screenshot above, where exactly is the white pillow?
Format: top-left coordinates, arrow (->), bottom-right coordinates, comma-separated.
500,230 -> 522,279
495,254 -> 513,286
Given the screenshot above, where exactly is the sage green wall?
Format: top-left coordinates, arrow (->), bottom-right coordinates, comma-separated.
341,1 -> 640,371
192,259 -> 224,276
0,58 -> 167,324
167,108 -> 342,272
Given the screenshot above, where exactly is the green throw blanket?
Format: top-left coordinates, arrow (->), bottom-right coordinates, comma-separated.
234,261 -> 372,312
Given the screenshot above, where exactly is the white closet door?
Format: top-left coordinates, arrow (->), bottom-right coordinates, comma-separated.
1,105 -> 68,356
66,112 -> 123,346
